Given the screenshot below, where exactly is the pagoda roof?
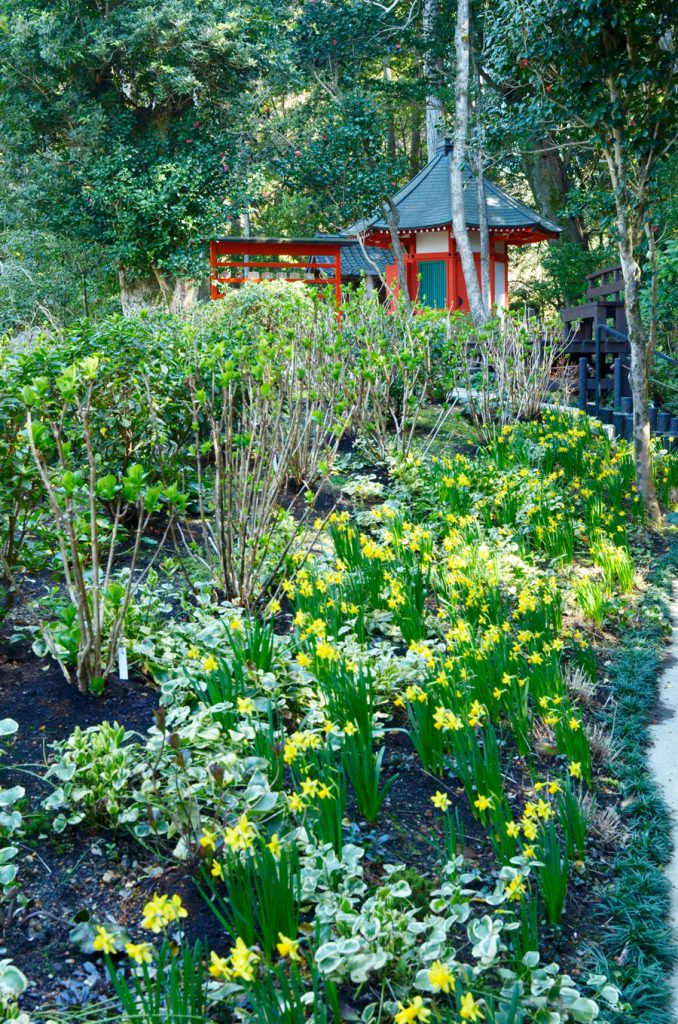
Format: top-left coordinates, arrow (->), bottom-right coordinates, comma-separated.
313,240 -> 393,277
351,140 -> 560,236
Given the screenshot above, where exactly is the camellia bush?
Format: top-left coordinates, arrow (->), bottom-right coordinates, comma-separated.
183,293 -> 358,605
442,313 -> 570,439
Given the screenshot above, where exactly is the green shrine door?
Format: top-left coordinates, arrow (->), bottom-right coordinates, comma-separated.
418,259 -> 447,309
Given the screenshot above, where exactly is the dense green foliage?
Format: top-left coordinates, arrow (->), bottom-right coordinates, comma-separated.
594,540 -> 678,1023
1,0 -> 675,331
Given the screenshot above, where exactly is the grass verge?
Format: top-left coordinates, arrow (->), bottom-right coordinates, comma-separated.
592,532 -> 678,1022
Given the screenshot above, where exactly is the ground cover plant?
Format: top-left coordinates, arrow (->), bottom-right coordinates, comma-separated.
0,293 -> 677,1024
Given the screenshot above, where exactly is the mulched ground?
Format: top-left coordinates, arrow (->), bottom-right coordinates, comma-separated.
0,639 -> 162,1014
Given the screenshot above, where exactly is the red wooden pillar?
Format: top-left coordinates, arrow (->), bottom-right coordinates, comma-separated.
209,240 -> 219,300
489,238 -> 496,307
405,237 -> 418,306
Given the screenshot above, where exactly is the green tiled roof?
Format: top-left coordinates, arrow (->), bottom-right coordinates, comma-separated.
338,244 -> 392,276
313,242 -> 393,277
355,143 -> 560,235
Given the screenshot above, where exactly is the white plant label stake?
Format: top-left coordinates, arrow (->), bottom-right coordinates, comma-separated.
118,644 -> 129,681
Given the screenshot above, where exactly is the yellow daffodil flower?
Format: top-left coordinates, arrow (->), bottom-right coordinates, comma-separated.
431,791 -> 451,811
199,830 -> 217,853
428,960 -> 455,993
125,941 -> 153,965
394,996 -> 431,1024
229,937 -> 259,982
267,834 -> 281,858
93,925 -> 117,955
208,950 -> 231,980
276,933 -> 301,960
460,991 -> 484,1021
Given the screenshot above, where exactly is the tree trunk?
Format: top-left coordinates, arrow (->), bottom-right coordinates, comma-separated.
243,208 -> 251,280
119,270 -> 164,315
600,63 -> 662,525
615,209 -> 662,525
152,268 -> 199,312
472,63 -> 490,315
522,137 -> 587,247
476,164 -> 491,315
644,220 -> 658,362
451,0 -> 487,325
119,268 -> 199,314
381,199 -> 413,316
410,115 -> 422,175
423,0 -> 444,162
383,59 -> 396,159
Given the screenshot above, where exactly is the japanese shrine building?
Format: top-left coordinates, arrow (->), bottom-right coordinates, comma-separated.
210,138 -> 560,312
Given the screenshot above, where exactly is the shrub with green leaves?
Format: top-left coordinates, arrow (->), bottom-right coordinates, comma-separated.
43,722 -> 138,832
22,356 -> 186,691
0,719 -> 24,919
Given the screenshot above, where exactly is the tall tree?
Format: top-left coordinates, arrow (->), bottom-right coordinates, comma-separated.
0,0 -> 280,309
423,0 -> 445,161
451,0 -> 488,325
271,0 -> 417,306
487,0 -> 676,522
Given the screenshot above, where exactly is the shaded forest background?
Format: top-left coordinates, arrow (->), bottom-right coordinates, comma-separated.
0,0 -> 675,341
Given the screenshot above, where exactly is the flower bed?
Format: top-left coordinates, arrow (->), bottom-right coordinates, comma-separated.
1,299 -> 677,1023
1,299 -> 678,1024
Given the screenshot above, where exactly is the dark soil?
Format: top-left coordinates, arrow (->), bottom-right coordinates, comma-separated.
0,639 -> 156,780
0,641 -> 161,1014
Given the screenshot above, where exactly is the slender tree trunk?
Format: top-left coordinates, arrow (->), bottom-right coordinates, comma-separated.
601,68 -> 662,525
243,207 -> 251,280
522,137 -> 587,247
423,0 -> 444,162
472,62 -> 490,314
383,59 -> 396,159
476,165 -> 491,315
616,229 -> 662,524
410,115 -> 422,175
451,0 -> 487,325
605,167 -> 662,523
382,199 -> 413,316
644,220 -> 658,362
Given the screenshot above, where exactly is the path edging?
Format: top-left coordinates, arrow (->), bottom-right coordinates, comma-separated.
594,536 -> 678,1023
